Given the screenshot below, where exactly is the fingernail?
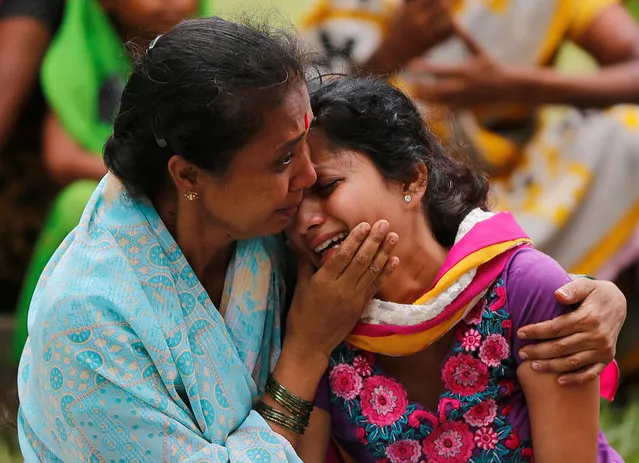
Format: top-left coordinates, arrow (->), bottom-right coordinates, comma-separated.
378,220 -> 389,233
532,362 -> 541,371
558,378 -> 567,386
361,223 -> 371,234
517,330 -> 527,339
556,288 -> 569,299
388,233 -> 398,245
391,256 -> 400,267
519,351 -> 528,360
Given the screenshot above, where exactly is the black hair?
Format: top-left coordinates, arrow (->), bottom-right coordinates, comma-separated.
309,77 -> 490,247
104,17 -> 312,198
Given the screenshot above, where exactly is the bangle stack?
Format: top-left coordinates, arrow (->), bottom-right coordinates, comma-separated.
255,374 -> 313,434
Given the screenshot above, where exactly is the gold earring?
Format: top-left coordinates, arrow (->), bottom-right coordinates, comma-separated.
184,191 -> 199,201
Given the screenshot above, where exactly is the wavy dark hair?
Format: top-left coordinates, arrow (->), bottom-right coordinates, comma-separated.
104,17 -> 312,199
309,77 -> 490,247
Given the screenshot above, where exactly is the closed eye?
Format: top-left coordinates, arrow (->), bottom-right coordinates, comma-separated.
315,179 -> 340,196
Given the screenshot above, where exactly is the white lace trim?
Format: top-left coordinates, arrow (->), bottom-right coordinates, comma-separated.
361,208 -> 494,326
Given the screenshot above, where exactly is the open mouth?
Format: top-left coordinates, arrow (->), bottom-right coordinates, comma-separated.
313,232 -> 348,257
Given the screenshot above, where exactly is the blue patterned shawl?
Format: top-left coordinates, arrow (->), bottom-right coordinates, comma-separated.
17,174 -> 302,462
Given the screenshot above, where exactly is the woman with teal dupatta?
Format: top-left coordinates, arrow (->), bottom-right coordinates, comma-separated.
17,16 -> 628,463
11,0 -> 213,363
17,18 -> 402,462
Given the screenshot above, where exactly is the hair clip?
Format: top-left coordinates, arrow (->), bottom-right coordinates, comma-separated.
149,34 -> 163,50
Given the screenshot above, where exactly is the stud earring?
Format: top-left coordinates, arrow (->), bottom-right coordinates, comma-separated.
185,191 -> 199,201
404,194 -> 412,203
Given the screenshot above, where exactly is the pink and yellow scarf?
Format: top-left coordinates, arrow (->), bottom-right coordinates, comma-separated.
348,209 -> 530,356
345,209 -> 618,400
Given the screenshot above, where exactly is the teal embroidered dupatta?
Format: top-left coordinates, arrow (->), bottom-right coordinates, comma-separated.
17,174 -> 301,462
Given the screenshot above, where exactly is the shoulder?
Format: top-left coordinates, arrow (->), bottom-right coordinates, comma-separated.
262,233 -> 296,288
262,234 -> 288,268
567,0 -> 619,41
0,0 -> 64,30
502,248 -> 572,331
503,247 -> 572,301
29,235 -> 141,348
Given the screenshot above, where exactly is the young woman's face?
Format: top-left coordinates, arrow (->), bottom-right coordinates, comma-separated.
192,83 -> 317,240
288,129 -> 410,268
102,0 -> 200,35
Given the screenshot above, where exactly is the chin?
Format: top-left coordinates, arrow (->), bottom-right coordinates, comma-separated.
256,219 -> 294,238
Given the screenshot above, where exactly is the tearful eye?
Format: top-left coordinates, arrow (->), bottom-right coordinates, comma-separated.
316,179 -> 340,196
281,153 -> 295,166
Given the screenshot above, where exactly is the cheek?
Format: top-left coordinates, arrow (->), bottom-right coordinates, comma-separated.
262,175 -> 292,203
324,188 -> 370,229
240,174 -> 291,215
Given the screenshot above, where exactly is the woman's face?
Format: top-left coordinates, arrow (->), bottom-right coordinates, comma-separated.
101,0 -> 200,35
288,128 -> 412,268
191,83 -> 317,240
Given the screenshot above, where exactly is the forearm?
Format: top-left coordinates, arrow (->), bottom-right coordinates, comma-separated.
43,113 -> 107,185
45,150 -> 107,185
513,61 -> 639,108
262,340 -> 329,446
0,18 -> 51,150
296,408 -> 331,463
359,44 -> 406,77
519,362 -> 599,463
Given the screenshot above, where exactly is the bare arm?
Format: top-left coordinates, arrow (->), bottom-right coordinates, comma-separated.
360,0 -> 453,76
409,5 -> 639,109
42,112 -> 107,185
0,17 -> 51,151
514,4 -> 639,108
518,279 -> 626,385
296,407 -> 332,462
518,361 -> 599,463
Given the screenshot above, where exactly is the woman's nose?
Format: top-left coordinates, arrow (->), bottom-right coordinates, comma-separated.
290,146 -> 317,192
294,198 -> 325,236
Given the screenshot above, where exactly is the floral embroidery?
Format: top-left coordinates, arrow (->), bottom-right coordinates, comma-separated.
442,353 -> 489,396
386,439 -> 422,463
463,398 -> 497,427
353,354 -> 374,377
461,329 -> 482,352
329,364 -> 363,400
361,376 -> 408,426
479,334 -> 510,367
474,427 -> 499,450
422,421 -> 475,463
328,278 -> 534,462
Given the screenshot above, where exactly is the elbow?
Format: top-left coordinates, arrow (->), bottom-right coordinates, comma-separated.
41,112 -> 90,186
42,146 -> 74,186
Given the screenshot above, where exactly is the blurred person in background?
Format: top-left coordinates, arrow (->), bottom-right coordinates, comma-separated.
0,0 -> 63,153
0,0 -> 63,328
300,0 -> 639,377
11,0 -> 213,364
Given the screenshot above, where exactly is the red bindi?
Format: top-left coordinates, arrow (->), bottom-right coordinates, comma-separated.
304,113 -> 309,130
